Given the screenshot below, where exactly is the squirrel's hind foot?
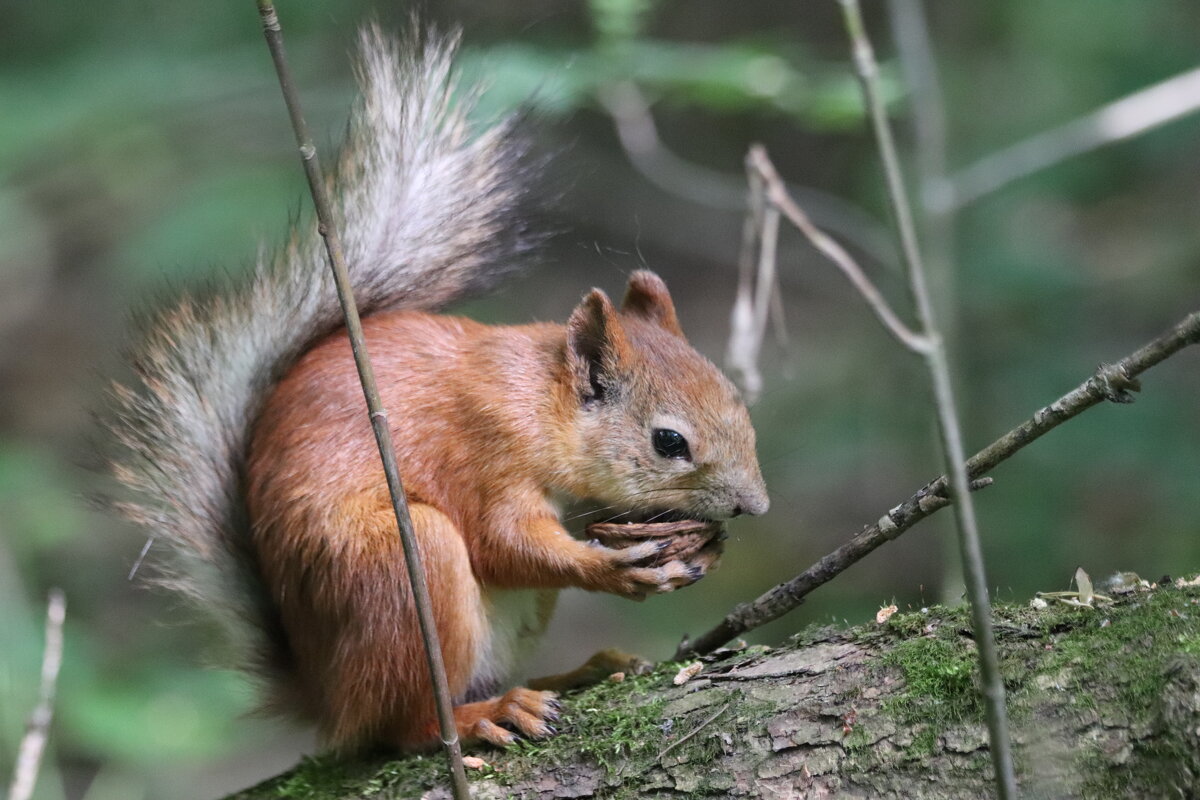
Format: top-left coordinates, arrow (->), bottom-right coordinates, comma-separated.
456,687 -> 560,747
527,648 -> 652,693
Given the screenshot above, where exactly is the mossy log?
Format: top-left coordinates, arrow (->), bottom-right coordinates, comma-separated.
226,580 -> 1200,799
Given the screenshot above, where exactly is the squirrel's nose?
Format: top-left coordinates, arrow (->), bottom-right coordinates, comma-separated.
735,489 -> 769,517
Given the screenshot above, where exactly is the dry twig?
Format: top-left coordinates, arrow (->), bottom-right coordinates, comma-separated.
8,590 -> 66,800
726,159 -> 768,398
251,5 -> 470,797
886,0 -> 964,604
746,146 -> 931,355
838,2 -> 1017,794
597,79 -> 894,261
679,310 -> 1200,657
940,65 -> 1200,212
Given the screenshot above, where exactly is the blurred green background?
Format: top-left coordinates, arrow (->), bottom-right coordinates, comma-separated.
2,1 -> 1198,797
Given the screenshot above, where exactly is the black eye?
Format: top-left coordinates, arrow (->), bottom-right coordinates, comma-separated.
652,428 -> 691,460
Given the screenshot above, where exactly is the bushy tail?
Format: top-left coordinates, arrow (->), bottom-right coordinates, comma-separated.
107,26 -> 538,687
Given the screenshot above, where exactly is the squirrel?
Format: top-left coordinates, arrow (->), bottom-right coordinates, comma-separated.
107,26 -> 768,752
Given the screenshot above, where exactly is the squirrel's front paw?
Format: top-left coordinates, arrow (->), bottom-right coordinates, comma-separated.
587,537 -> 723,601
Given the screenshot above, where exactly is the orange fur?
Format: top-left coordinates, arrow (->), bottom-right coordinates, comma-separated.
107,32 -> 766,755
245,271 -> 768,750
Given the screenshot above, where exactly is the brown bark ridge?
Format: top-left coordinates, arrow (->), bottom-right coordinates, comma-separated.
226,578 -> 1200,799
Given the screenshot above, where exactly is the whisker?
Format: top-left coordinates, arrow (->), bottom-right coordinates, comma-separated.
559,486 -> 710,533
560,487 -> 704,522
594,509 -> 638,525
561,502 -> 627,522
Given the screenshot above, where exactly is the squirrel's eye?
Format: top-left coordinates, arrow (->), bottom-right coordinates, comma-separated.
652,428 -> 691,460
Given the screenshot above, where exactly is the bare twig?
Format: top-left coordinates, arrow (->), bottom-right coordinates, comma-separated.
887,0 -> 964,602
599,80 -> 746,209
726,158 -> 766,398
886,0 -> 948,222
940,65 -> 1200,212
251,5 -> 470,797
886,0 -> 954,334
748,145 -> 931,354
8,590 -> 66,800
753,207 -> 782,361
739,179 -> 781,403
597,80 -> 896,264
838,2 -> 1016,794
679,308 -> 1200,651
727,158 -> 795,404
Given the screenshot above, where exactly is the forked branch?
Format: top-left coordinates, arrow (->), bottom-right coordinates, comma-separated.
747,145 -> 931,354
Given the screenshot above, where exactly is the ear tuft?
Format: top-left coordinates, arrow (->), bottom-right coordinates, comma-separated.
621,270 -> 683,337
566,289 -> 629,405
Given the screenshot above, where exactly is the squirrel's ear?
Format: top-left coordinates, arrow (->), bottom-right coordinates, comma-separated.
621,270 -> 683,337
566,289 -> 630,406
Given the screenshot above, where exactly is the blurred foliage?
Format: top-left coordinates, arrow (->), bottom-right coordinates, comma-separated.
1,1 -> 1198,798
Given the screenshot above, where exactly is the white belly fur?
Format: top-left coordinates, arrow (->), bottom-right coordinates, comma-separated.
473,587 -> 559,696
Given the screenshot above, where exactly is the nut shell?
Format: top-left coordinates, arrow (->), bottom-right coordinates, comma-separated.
586,519 -> 724,563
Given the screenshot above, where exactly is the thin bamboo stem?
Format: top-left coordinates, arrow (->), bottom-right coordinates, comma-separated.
251,5 -> 470,797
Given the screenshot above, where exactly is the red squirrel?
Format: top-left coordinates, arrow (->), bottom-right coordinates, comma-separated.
108,27 -> 768,751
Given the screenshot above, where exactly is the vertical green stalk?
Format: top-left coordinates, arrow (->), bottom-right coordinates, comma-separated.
252,4 -> 471,798
838,1 -> 1017,796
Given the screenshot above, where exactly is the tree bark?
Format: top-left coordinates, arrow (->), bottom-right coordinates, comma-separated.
226,580 -> 1200,799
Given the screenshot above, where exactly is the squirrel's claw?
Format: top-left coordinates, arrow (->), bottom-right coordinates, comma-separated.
457,688 -> 560,748
471,718 -> 518,747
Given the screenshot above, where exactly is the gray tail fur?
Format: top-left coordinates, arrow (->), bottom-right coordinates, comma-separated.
106,25 -> 539,691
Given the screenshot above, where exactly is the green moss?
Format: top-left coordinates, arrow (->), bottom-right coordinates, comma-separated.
880,605 -> 968,639
228,660 -> 723,799
1079,728 -> 1197,800
1032,583 -> 1200,797
1031,584 -> 1194,702
860,582 -> 1200,781
357,757 -> 455,797
231,752 -> 447,799
874,607 -> 985,756
842,716 -> 872,753
906,726 -> 939,760
884,637 -> 980,720
235,662 -> 689,797
503,663 -> 673,776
